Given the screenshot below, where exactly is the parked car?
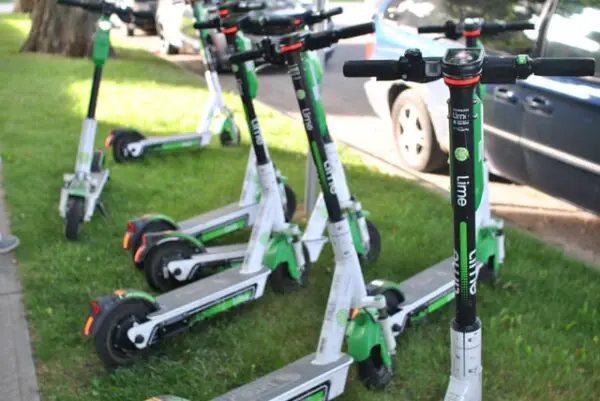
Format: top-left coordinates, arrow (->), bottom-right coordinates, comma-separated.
155,0 -> 335,70
364,0 -> 600,214
117,0 -> 158,36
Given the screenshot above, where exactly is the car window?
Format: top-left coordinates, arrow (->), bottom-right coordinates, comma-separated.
542,0 -> 600,76
382,0 -> 545,55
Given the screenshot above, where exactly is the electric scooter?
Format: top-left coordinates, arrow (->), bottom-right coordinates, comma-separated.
82,11 -> 381,371
57,0 -> 154,240
345,49 -> 594,401
141,48 -> 594,401
122,1 -> 296,269
104,0 -> 242,162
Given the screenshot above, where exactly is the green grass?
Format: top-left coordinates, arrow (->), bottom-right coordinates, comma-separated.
1,14 -> 599,401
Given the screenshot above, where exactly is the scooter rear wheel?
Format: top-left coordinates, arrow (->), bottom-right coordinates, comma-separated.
112,130 -> 145,163
94,300 -> 155,369
145,242 -> 195,293
64,198 -> 85,241
219,125 -> 241,146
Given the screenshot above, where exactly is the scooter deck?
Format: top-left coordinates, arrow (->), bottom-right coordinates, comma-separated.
398,256 -> 454,305
179,202 -> 252,232
152,265 -> 271,316
204,243 -> 248,256
212,353 -> 353,401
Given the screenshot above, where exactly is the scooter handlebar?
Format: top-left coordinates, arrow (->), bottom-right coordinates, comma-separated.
342,59 -> 399,79
481,20 -> 534,34
531,57 -> 595,77
417,21 -> 454,34
229,48 -> 263,63
305,6 -> 343,24
305,21 -> 374,50
194,17 -> 221,30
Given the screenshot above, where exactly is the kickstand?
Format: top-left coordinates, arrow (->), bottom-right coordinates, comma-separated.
96,200 -> 107,217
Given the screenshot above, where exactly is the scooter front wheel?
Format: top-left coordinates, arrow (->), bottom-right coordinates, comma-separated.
112,130 -> 145,163
356,345 -> 393,390
270,244 -> 311,293
219,124 -> 241,146
94,300 -> 155,370
64,198 -> 85,241
359,219 -> 381,263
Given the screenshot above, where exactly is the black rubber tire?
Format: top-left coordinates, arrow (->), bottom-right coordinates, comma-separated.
94,300 -> 155,370
356,345 -> 393,390
391,90 -> 446,173
130,220 -> 177,260
359,219 -> 381,263
283,183 -> 297,222
91,150 -> 104,173
65,197 -> 85,241
270,244 -> 310,294
219,125 -> 241,146
126,24 -> 135,37
112,131 -> 145,163
145,242 -> 194,293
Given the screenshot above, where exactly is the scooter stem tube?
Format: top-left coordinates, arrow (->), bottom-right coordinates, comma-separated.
446,79 -> 479,329
285,50 -> 343,223
87,66 -> 103,119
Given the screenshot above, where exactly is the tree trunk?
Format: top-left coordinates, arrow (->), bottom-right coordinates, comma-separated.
20,0 -> 98,57
13,0 -> 36,14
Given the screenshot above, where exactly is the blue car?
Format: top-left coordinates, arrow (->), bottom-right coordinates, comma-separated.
363,0 -> 600,214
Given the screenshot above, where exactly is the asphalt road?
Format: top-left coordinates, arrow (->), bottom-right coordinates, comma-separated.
117,3 -> 600,268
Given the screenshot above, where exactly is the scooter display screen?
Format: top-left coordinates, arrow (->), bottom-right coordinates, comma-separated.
443,48 -> 483,67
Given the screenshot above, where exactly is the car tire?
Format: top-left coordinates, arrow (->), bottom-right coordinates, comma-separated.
391,89 -> 446,173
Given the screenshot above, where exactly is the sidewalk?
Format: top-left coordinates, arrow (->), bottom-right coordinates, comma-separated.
0,158 -> 40,401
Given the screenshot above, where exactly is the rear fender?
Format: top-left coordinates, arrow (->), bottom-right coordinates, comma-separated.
105,128 -> 145,148
124,214 -> 178,251
83,288 -> 157,338
136,231 -> 205,265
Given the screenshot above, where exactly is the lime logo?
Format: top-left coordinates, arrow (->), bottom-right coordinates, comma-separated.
454,147 -> 469,162
336,309 -> 348,326
516,54 -> 528,65
98,20 -> 111,31
296,89 -> 306,100
259,232 -> 270,246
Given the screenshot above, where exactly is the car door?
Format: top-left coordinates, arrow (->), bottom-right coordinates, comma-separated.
520,0 -> 600,213
481,0 -> 549,183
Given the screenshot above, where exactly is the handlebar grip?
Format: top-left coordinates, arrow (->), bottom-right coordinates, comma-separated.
194,17 -> 221,29
321,6 -> 343,19
532,57 -> 595,77
337,22 -> 375,39
417,25 -> 446,33
343,60 -> 400,80
503,21 -> 535,31
229,49 -> 263,63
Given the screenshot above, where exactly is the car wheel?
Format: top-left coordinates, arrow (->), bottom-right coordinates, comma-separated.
391,89 -> 446,173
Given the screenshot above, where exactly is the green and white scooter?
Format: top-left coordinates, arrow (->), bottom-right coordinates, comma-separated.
82,10 -> 380,370
105,0 -> 242,162
123,1 -> 295,269
57,0 -> 154,240
346,49 -> 594,401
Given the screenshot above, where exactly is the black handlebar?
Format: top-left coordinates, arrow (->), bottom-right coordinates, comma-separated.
57,0 -> 153,19
343,49 -> 595,84
218,0 -> 266,14
229,48 -> 264,63
193,17 -> 221,30
305,6 -> 343,25
418,19 -> 534,40
304,22 -> 374,50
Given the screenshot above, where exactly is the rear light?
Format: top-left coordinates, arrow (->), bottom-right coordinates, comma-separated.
83,300 -> 102,336
126,221 -> 136,233
122,232 -> 131,249
365,32 -> 375,59
294,18 -> 301,25
104,130 -> 114,147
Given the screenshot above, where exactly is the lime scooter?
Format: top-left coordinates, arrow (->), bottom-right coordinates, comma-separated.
105,0 -> 242,162
83,9 -> 381,371
142,49 -> 595,401
83,10 -> 314,370
57,0 -> 154,240
122,1 -> 295,269
345,49 -> 594,400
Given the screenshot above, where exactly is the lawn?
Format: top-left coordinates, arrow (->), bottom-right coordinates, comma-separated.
1,14 -> 599,401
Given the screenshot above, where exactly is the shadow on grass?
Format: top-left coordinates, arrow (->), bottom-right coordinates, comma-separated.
1,14 -> 599,401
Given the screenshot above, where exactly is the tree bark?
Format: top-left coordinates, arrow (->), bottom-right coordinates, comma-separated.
20,0 -> 98,57
13,0 -> 36,14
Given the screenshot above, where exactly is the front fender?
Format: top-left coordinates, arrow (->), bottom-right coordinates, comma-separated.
346,309 -> 389,366
83,288 -> 157,337
263,234 -> 300,279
